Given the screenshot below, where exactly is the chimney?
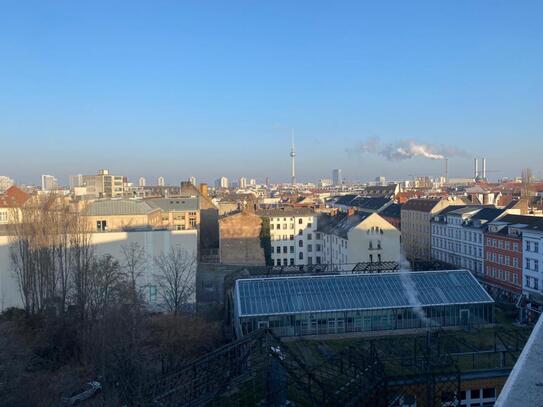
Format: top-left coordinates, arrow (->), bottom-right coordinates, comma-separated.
482,158 -> 487,180
474,158 -> 479,180
347,207 -> 356,217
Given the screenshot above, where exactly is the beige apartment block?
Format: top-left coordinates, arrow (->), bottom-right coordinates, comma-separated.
147,197 -> 200,230
401,198 -> 453,260
82,169 -> 127,198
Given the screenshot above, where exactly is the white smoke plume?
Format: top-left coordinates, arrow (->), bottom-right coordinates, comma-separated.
352,137 -> 467,161
398,254 -> 433,328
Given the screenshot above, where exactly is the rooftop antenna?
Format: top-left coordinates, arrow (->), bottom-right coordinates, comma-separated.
290,129 -> 296,186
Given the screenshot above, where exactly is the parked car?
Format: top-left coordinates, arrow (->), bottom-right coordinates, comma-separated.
61,380 -> 102,406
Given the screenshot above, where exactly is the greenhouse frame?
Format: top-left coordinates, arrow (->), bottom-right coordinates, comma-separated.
233,270 -> 494,338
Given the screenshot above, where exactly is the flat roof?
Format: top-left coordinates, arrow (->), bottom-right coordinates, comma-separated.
235,269 -> 493,317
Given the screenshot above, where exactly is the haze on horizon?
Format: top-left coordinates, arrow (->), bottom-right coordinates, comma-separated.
1,1 -> 542,185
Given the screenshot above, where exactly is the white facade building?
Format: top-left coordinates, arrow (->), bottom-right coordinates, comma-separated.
523,229 -> 543,302
260,209 -> 320,266
319,211 -> 401,270
239,177 -> 247,189
431,207 -> 505,279
215,177 -> 229,189
139,177 -> 146,187
157,176 -> 165,187
41,174 -> 58,191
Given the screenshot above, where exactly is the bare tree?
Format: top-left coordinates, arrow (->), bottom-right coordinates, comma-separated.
88,254 -> 121,320
9,194 -> 94,318
154,248 -> 196,314
120,242 -> 146,305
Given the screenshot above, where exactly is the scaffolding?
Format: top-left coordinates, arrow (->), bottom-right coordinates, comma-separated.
143,326 -> 530,407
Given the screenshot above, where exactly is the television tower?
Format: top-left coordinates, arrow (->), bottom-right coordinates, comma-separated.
290,130 -> 296,185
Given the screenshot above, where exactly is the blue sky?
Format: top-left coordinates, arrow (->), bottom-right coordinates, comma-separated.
1,1 -> 542,185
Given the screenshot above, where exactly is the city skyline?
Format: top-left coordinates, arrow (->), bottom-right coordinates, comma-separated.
1,1 -> 542,183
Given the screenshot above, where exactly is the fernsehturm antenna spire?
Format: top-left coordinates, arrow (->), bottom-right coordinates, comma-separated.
290,129 -> 296,185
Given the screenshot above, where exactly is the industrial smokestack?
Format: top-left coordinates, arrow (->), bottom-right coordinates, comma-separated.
482,158 -> 487,180
474,158 -> 479,180
444,158 -> 448,184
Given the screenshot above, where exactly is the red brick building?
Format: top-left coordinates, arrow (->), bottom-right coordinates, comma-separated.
484,221 -> 523,300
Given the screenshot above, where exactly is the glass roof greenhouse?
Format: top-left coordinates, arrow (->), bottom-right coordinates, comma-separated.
235,270 -> 493,317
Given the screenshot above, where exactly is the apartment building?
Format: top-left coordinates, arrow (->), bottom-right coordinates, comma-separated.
431,207 -> 505,279
319,210 -> 401,269
401,198 -> 453,260
147,197 -> 200,230
484,216 -> 525,300
0,186 -> 30,225
523,227 -> 543,304
81,169 -> 127,198
257,208 -> 319,266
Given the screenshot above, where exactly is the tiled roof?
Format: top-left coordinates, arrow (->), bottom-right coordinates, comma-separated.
496,214 -> 543,232
380,203 -> 402,218
317,211 -> 373,238
334,194 -> 358,206
256,207 -> 316,217
83,199 -> 158,216
0,186 -> 30,208
351,197 -> 392,211
402,198 -> 442,212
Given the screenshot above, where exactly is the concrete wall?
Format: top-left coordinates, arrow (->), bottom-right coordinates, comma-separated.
0,229 -> 197,311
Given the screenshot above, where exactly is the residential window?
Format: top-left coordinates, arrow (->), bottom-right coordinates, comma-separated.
97,220 -> 107,231
308,244 -> 313,252
276,259 -> 281,266
283,246 -> 287,253
298,252 -> 303,260
283,259 -> 288,266
290,258 -> 294,265
271,224 -> 275,230
513,258 -> 519,268
298,229 -> 303,236
298,218 -> 303,224
307,233 -> 312,240
513,243 -> 519,251
290,246 -> 294,253
316,256 -> 321,264
298,240 -> 303,247
316,244 -> 321,252
290,234 -> 294,240
307,222 -> 312,228
316,233 -> 321,240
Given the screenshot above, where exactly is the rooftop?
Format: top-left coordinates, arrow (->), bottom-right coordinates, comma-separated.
350,197 -> 392,211
235,269 -> 493,317
379,203 -> 402,218
146,197 -> 199,212
317,211 -> 373,238
83,199 -> 159,216
402,198 -> 442,212
256,207 -> 315,217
